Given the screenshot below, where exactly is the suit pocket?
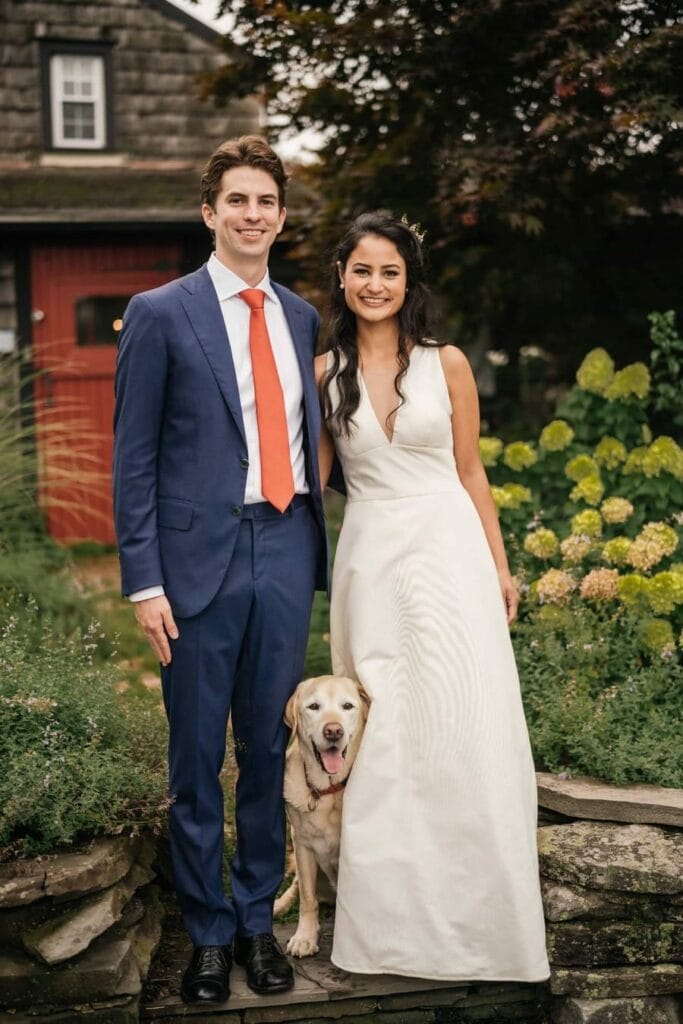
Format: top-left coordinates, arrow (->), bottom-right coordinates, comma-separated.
157,496 -> 194,531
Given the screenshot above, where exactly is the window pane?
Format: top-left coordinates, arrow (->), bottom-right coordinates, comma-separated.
76,296 -> 130,346
63,101 -> 95,140
50,52 -> 106,148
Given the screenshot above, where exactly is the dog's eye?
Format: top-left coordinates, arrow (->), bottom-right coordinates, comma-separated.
307,702 -> 320,711
342,702 -> 355,710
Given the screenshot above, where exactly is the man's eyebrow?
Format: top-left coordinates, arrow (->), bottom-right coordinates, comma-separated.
225,190 -> 278,200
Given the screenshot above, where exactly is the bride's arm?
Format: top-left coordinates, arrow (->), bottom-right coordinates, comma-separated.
438,345 -> 519,625
314,353 -> 335,491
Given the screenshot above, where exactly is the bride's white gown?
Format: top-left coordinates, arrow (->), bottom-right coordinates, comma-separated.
327,344 -> 550,982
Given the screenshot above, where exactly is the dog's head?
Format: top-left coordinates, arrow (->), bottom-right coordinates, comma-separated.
284,675 -> 370,778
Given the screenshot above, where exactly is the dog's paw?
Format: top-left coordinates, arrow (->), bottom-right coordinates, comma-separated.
286,931 -> 320,958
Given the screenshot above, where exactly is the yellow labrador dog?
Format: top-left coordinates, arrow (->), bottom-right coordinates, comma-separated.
274,674 -> 369,957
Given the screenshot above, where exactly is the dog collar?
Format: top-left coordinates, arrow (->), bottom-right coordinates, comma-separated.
304,764 -> 348,801
312,779 -> 348,798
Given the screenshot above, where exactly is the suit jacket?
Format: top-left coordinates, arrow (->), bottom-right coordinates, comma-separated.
113,263 -> 328,619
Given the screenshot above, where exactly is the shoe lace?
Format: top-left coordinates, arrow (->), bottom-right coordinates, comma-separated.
254,933 -> 280,955
199,946 -> 227,971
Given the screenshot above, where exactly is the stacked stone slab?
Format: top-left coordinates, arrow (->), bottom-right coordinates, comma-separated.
0,835 -> 163,1024
536,774 -> 683,1024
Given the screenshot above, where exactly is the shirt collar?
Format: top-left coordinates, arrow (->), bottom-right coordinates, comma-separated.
207,252 -> 278,304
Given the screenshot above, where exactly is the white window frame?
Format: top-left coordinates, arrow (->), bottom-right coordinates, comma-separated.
49,53 -> 106,149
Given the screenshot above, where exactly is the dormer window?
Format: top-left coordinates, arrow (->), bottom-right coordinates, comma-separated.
40,41 -> 114,151
51,54 -> 105,147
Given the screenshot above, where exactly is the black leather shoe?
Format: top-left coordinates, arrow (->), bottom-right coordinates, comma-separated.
233,933 -> 294,994
180,945 -> 232,1003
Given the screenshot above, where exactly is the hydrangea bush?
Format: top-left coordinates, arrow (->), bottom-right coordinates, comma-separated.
480,314 -> 683,786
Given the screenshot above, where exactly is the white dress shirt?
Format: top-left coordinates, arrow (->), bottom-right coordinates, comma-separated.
130,253 -> 308,603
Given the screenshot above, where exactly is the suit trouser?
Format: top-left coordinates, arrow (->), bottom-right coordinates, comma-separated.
160,496 -> 319,947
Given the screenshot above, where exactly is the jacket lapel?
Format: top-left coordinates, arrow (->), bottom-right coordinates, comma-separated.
180,266 -> 246,444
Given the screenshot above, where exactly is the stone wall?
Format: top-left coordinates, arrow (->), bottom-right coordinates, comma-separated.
1,0 -> 259,162
2,779 -> 681,1024
0,835 -> 163,1023
538,776 -> 683,1024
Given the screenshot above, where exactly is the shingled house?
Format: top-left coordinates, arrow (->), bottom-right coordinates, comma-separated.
0,0 -> 262,543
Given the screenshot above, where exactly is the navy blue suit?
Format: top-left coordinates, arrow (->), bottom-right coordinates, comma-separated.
113,264 -> 326,945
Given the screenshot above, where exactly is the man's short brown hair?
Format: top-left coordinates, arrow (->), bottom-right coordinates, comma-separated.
200,135 -> 288,209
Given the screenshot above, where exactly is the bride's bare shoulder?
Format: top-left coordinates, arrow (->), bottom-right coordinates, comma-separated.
436,343 -> 474,382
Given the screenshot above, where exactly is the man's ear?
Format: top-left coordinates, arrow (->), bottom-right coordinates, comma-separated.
276,205 -> 287,235
284,687 -> 300,729
201,202 -> 215,230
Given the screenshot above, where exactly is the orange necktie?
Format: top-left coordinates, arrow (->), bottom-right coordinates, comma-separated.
239,289 -> 295,512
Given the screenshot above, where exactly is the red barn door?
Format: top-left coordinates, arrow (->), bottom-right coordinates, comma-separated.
31,244 -> 182,544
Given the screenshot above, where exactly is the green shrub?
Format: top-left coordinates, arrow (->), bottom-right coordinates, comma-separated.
513,602 -> 683,788
0,559 -> 97,643
648,310 -> 683,434
477,315 -> 683,786
0,603 -> 167,858
481,316 -> 683,659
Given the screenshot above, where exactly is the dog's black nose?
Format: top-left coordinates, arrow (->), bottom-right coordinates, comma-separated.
323,722 -> 344,743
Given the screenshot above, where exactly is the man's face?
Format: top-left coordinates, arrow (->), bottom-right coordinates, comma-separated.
201,166 -> 286,270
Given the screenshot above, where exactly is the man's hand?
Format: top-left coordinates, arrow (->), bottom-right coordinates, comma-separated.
134,595 -> 179,666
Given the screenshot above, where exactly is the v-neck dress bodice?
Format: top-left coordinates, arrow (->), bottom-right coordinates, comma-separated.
325,344 -> 549,983
334,344 -> 462,501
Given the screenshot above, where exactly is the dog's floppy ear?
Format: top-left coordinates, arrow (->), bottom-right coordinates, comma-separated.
284,688 -> 300,729
357,682 -> 372,721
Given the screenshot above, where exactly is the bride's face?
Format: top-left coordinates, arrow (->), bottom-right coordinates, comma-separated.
338,234 -> 407,326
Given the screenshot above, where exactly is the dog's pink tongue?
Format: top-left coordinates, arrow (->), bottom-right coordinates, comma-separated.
321,748 -> 345,775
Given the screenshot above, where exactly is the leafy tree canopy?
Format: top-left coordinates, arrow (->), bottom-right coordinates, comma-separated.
203,1 -> 682,412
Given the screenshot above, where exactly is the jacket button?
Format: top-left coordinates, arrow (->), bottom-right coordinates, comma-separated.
232,505 -> 242,516
240,457 -> 249,469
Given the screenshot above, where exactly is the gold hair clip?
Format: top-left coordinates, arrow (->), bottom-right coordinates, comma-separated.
400,213 -> 426,243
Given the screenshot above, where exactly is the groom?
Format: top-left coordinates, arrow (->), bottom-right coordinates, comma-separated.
113,136 -> 327,1004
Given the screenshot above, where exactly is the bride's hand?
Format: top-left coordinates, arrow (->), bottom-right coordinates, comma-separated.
498,569 -> 519,625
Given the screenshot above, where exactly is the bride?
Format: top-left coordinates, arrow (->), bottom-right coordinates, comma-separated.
314,212 -> 549,982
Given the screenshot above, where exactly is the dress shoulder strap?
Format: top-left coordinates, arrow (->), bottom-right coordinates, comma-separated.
415,342 -> 452,411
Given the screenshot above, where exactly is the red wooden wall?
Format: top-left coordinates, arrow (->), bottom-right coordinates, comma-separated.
31,243 -> 182,544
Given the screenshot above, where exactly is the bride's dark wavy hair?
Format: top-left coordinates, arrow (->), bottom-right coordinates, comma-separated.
320,211 -> 441,438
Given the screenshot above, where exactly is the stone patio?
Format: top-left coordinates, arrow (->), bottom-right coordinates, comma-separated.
141,916 -> 550,1023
